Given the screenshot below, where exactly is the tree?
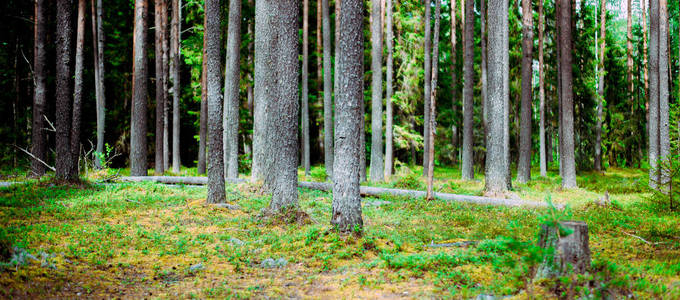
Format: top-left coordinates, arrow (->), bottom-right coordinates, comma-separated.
197,15 -> 207,175
650,0 -> 670,185
70,0 -> 86,177
594,0 -> 605,172
55,0 -> 76,180
130,0 -> 149,176
332,0 -> 364,232
517,0 -> 534,183
384,0 -> 394,179
485,0 -> 510,194
31,0 -> 48,176
538,0 -> 547,177
423,0 -> 432,177
223,0 -> 241,179
205,0 -> 225,204
302,0 -> 311,177
155,0 -> 166,175
323,0 -> 333,179
369,0 -> 384,182
170,0 -> 181,173
627,0 -> 633,101
253,0 -> 276,185
161,1 -> 170,172
558,0 -> 576,189
426,0 -> 441,200
90,0 -> 106,170
451,0 -> 459,164
461,0 -> 474,181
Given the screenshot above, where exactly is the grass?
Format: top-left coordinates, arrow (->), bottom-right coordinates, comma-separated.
0,166 -> 679,298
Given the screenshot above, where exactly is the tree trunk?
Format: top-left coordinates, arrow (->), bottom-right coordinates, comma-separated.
93,0 -> 106,170
171,0 -> 181,173
31,0 -> 48,177
323,0 -> 334,179
197,15 -> 208,175
130,0 -> 149,176
558,0 -> 576,189
223,0 -> 241,179
245,0 -> 254,160
301,0 -> 311,177
205,0 -> 225,204
594,0 -> 605,172
538,0 -> 547,177
517,0 -> 533,183
70,0 -> 86,178
627,0 -> 634,101
55,0 -> 75,180
423,0 -> 432,177
461,0 -> 474,181
535,221 -> 591,280
155,0 -> 165,175
658,0 -> 670,184
384,0 -> 394,179
162,2 -> 170,172
485,0 -> 510,194
426,0 -> 441,200
648,0 -> 659,187
368,0 -> 384,182
317,0 -> 323,92
451,0 -> 459,164
332,0 -> 364,232
480,0 -> 486,151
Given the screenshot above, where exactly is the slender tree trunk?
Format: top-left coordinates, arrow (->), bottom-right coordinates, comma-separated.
245,0 -> 254,160
162,2 -> 170,172
556,0 -> 563,177
426,0 -> 441,200
31,0 -> 48,176
558,0 -> 576,189
451,0 -> 459,164
384,0 -> 394,179
369,0 -> 384,182
198,15 -> 208,175
171,0 -> 181,173
627,0 -> 634,101
317,0 -> 323,92
648,0 -> 659,187
223,0 -> 241,179
485,0 -> 510,194
517,0 -> 534,183
56,0 -> 75,180
480,0 -> 486,149
323,0 -> 334,178
69,0 -> 86,178
302,0 -> 311,176
538,0 -> 547,177
594,0 -> 605,172
155,0 -> 165,175
658,0 -> 670,184
461,0 -> 474,180
423,0 -> 432,176
89,0 -> 106,169
643,0 -> 648,105
205,0 -> 225,203
332,0 -> 364,232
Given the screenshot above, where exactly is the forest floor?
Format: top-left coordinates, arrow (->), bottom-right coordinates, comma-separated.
0,165 -> 679,299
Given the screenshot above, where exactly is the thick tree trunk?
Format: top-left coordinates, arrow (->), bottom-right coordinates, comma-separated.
461,0 -> 474,181
648,0 -> 659,187
384,0 -> 394,179
197,16 -> 208,175
55,0 -> 75,180
332,0 -> 364,232
594,0 -> 605,172
658,0 -> 670,184
130,0 -> 149,176
451,0 -> 459,164
223,0 -> 241,179
517,0 -> 533,183
323,0 -> 334,179
302,0 -> 311,177
171,0 -> 181,173
485,0 -> 510,194
538,0 -> 547,177
205,0 -> 225,204
426,0 -> 441,200
558,0 -> 576,189
31,0 -> 48,177
70,0 -> 86,178
423,0 -> 432,177
155,0 -> 165,175
369,0 -> 384,182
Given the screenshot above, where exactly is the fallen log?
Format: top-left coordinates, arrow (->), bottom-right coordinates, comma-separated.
119,176 -> 551,208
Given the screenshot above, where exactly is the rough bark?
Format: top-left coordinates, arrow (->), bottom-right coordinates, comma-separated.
558,0 -> 576,189
369,0 -> 384,182
594,0 -> 605,172
317,0 -> 323,92
535,221 -> 591,279
451,0 -> 459,164
658,0 -> 670,184
480,0 -> 486,147
648,0 -> 659,187
642,0 -> 648,125
423,0 -> 432,177
323,0 -> 334,178
205,0 -> 225,204
517,0 -> 533,183
171,0 -> 181,173
55,0 -> 75,180
485,0 -> 510,194
130,0 -> 149,176
93,0 -> 106,169
426,0 -> 441,200
31,0 -> 48,176
627,0 -> 633,101
223,0 -> 241,179
384,0 -> 394,179
538,0 -> 547,177
332,0 -> 364,232
197,15 -> 208,175
69,0 -> 86,178
461,0 -> 474,181
302,0 -> 311,177
155,0 -> 165,175
162,2 -> 170,172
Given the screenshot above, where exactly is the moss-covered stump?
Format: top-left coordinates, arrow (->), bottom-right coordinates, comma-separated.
535,221 -> 591,279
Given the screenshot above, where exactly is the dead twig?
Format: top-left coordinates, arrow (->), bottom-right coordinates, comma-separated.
12,144 -> 55,172
622,231 -> 668,245
43,115 -> 56,132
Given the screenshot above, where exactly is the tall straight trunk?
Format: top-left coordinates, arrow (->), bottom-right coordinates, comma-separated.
461,0 -> 474,180
323,0 -> 334,178
302,0 -> 311,176
31,0 -> 48,176
131,0 -> 149,176
197,15 -> 208,175
648,0 -> 659,187
423,0 -> 432,176
90,0 -> 106,169
205,0 -> 225,203
155,0 -> 165,175
426,0 -> 441,200
369,0 -> 384,182
558,0 -> 576,189
245,0 -> 254,160
162,2 -> 170,171
451,0 -> 459,164
384,0 -> 394,179
69,0 -> 86,177
538,0 -> 547,177
658,0 -> 670,183
485,0 -> 510,194
267,0 -> 301,212
223,0 -> 241,179
627,0 -> 634,100
480,0 -> 487,145
643,0 -> 648,103
332,0 -> 364,232
517,0 -> 534,183
594,0 -> 605,171
317,0 -> 323,91
171,0 -> 181,173
556,0 -> 563,177
56,0 -> 75,180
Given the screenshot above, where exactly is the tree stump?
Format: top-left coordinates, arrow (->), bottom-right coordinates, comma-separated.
535,221 -> 591,280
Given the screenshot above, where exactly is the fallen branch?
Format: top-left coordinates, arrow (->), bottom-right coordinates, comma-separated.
427,241 -> 478,248
12,144 -> 55,172
622,231 -> 668,245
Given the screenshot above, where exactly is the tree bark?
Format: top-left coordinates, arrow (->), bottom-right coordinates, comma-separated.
332,0 -> 364,232
317,0 -> 323,92
535,221 -> 591,279
480,0 -> 486,151
162,2 -> 170,172
461,0 -> 474,181
205,0 -> 225,204
197,15 -> 208,175
648,0 -> 659,187
426,0 -> 441,200
31,0 -> 48,177
517,0 -> 533,183
323,0 -> 334,179
223,0 -> 241,179
91,0 -> 106,170
384,0 -> 394,179
301,0 -> 311,177
69,0 -> 86,178
627,0 -> 634,101
594,0 -> 605,172
558,0 -> 576,189
130,0 -> 149,176
423,0 -> 432,177
658,0 -> 670,184
368,0 -> 384,182
55,0 -> 75,180
538,0 -> 546,177
451,0 -> 459,164
155,0 -> 165,175
485,0 -> 510,194
171,0 -> 181,173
